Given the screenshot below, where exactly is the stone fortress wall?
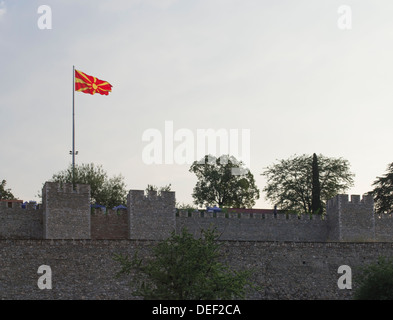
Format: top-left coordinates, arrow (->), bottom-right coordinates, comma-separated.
1,182 -> 393,300
1,182 -> 392,242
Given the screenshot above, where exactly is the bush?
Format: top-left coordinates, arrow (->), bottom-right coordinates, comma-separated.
354,256 -> 393,300
114,227 -> 256,300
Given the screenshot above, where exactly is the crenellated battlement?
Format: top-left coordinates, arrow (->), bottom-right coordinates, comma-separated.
90,207 -> 128,239
0,201 -> 40,210
42,181 -> 91,239
175,208 -> 329,241
127,189 -> 176,240
326,194 -> 376,242
2,183 -> 393,300
128,189 -> 176,202
2,187 -> 393,242
327,194 -> 374,209
43,181 -> 90,195
176,210 -> 326,221
0,200 -> 43,239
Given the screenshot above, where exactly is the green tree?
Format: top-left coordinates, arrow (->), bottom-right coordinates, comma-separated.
0,180 -> 15,200
262,154 -> 354,214
189,154 -> 260,208
354,256 -> 393,300
311,153 -> 323,215
369,162 -> 393,214
50,163 -> 127,208
114,227 -> 255,300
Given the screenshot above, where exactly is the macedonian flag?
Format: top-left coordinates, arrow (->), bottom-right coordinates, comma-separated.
75,70 -> 112,95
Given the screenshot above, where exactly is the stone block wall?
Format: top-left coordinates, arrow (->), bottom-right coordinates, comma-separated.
0,202 -> 43,239
176,194 -> 381,242
374,214 -> 393,241
1,239 -> 393,300
1,185 -> 393,300
0,184 -> 389,242
326,194 -> 375,242
127,190 -> 176,240
42,182 -> 91,239
176,211 -> 328,241
91,208 -> 128,239
326,195 -> 340,241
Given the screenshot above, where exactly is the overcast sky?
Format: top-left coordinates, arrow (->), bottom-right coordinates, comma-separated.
1,0 -> 393,208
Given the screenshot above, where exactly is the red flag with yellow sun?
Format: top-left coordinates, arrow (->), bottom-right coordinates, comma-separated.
75,69 -> 112,95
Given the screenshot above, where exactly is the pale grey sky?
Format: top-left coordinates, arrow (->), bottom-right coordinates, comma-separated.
1,0 -> 392,208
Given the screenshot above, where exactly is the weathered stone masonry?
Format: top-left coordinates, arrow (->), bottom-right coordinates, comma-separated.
1,182 -> 393,299
42,182 -> 90,240
0,202 -> 42,240
2,183 -> 391,242
1,240 -> 393,300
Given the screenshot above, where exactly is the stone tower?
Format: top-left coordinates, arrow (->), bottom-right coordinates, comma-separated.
127,189 -> 176,240
326,194 -> 374,241
42,182 -> 91,239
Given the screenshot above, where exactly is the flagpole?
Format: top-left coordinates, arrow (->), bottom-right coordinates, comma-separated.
72,65 -> 75,189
